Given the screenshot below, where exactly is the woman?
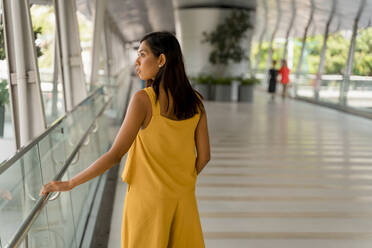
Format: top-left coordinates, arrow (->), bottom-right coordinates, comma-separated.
40,31 -> 211,248
278,59 -> 290,98
267,60 -> 278,100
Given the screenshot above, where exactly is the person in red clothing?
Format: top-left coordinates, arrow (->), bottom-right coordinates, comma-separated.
278,59 -> 290,99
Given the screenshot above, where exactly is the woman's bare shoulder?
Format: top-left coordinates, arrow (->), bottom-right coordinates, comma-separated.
132,89 -> 150,104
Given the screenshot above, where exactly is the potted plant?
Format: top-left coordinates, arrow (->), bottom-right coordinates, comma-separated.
237,77 -> 260,102
201,9 -> 252,102
192,74 -> 215,100
214,77 -> 233,102
0,80 -> 9,137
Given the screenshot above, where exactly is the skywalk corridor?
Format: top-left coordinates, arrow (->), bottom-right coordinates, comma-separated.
110,90 -> 372,248
1,0 -> 372,246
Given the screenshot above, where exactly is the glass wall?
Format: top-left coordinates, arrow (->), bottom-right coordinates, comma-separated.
348,27 -> 372,109
0,1 -> 16,162
255,26 -> 372,115
30,4 -> 65,126
0,89 -> 111,248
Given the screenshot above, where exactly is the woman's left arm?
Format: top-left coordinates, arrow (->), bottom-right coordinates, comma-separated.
40,90 -> 148,196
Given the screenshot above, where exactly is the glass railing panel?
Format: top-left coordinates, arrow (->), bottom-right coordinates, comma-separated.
0,146 -> 42,246
62,114 -> 84,158
38,125 -> 66,181
21,207 -> 51,248
41,81 -> 65,126
67,134 -> 100,246
62,99 -> 95,157
44,174 -> 77,248
91,89 -> 106,118
0,79 -> 128,246
65,150 -> 91,234
296,73 -> 315,98
318,79 -> 342,104
73,103 -> 94,135
55,91 -> 108,244
347,78 -> 372,109
37,123 -> 77,248
81,132 -> 100,169
97,114 -> 110,154
67,158 -> 92,245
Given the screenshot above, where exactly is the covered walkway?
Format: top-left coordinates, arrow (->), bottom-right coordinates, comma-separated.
1,0 -> 372,247
108,90 -> 372,248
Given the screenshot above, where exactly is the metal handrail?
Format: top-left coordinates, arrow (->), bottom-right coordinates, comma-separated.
0,86 -> 104,175
5,97 -> 112,248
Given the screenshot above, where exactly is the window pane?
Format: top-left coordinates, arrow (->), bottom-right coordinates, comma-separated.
0,2 -> 16,161
76,9 -> 93,88
30,4 -> 65,126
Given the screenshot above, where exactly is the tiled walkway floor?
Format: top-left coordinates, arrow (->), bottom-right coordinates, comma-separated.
198,92 -> 372,248
109,91 -> 372,248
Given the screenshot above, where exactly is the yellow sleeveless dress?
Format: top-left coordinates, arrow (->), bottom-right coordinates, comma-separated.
121,87 -> 205,248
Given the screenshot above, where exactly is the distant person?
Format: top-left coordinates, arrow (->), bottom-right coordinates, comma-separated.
40,31 -> 210,248
268,60 -> 278,100
278,59 -> 290,99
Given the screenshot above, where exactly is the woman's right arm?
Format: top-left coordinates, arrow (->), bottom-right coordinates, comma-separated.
195,107 -> 211,175
40,90 -> 148,196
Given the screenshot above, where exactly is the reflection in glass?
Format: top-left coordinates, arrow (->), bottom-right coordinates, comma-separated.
0,146 -> 42,246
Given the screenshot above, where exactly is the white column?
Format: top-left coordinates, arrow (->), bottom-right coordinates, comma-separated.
282,0 -> 296,61
339,0 -> 366,105
254,0 -> 268,74
295,0 -> 315,96
89,0 -> 107,87
265,0 -> 281,85
2,0 -> 46,148
54,0 -> 87,111
314,0 -> 337,100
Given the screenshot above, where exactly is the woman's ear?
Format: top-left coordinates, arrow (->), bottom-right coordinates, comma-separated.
158,54 -> 166,68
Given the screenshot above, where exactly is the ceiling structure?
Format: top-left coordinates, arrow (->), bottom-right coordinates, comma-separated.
30,0 -> 372,42
104,0 -> 257,42
254,0 -> 372,41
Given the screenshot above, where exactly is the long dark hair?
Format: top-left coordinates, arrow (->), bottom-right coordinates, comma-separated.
140,31 -> 203,120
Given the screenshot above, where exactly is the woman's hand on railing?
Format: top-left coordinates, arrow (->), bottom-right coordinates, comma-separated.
39,180 -> 74,196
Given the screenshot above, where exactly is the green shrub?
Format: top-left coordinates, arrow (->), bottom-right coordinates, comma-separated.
0,80 -> 9,105
237,77 -> 260,86
214,77 -> 233,85
1,24 -> 43,60
193,75 -> 239,85
202,10 -> 252,65
193,75 -> 214,85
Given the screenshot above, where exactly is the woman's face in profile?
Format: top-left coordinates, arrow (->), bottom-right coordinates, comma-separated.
135,41 -> 160,81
